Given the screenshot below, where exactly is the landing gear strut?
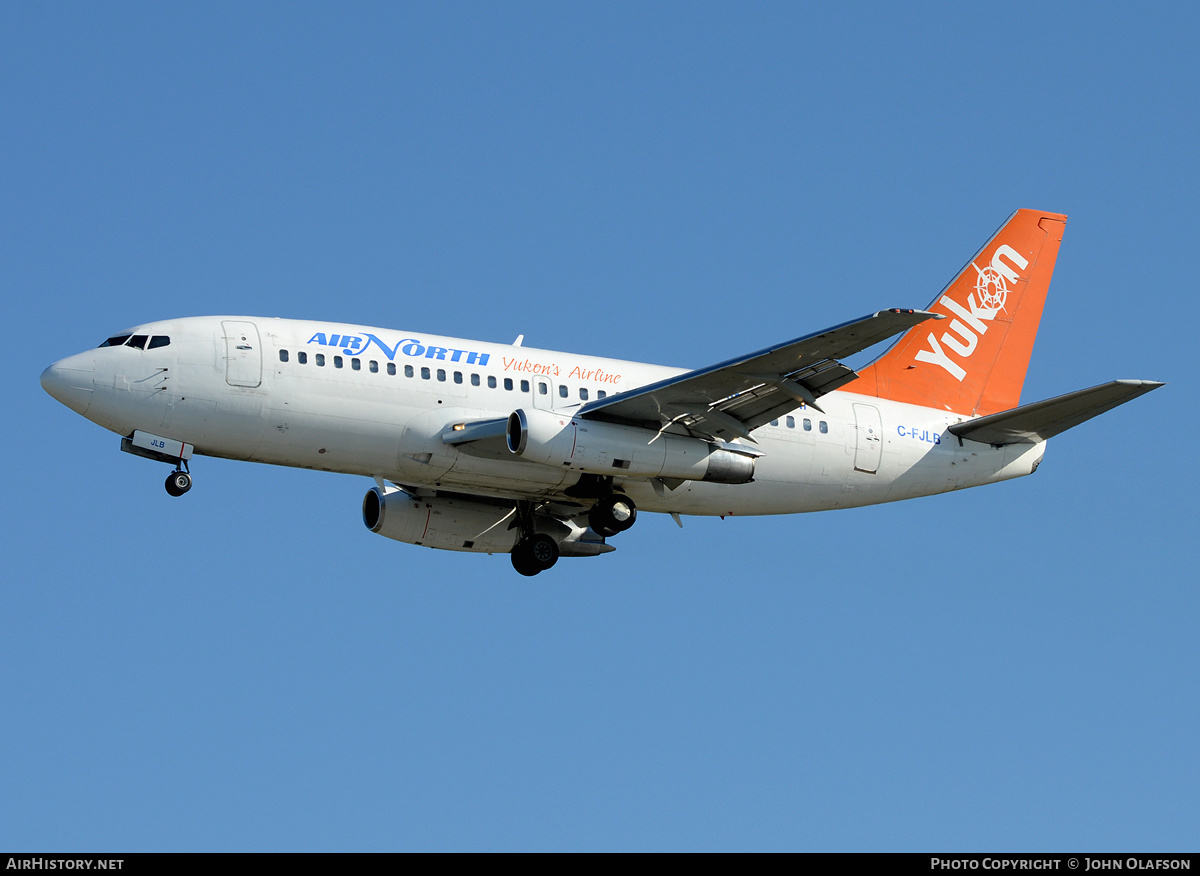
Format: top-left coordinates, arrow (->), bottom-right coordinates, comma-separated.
588,493 -> 637,537
165,467 -> 192,497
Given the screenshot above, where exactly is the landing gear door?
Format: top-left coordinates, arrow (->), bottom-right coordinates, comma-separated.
223,320 -> 262,388
853,403 -> 883,474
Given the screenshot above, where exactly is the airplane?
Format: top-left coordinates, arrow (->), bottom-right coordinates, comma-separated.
41,209 -> 1162,576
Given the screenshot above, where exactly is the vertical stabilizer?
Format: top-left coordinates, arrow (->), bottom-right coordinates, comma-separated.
850,209 -> 1066,416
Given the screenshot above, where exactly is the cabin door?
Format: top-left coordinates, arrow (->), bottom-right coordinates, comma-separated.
222,321 -> 262,388
853,403 -> 883,474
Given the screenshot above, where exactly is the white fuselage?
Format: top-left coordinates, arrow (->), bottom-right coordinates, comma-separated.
43,316 -> 1045,517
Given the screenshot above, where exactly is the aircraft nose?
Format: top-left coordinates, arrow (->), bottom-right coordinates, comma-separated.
41,354 -> 95,415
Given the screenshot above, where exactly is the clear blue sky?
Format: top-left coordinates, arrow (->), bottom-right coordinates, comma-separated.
2,2 -> 1195,851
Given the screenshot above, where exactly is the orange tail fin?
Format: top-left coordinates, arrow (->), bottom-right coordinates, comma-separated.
850,209 -> 1067,417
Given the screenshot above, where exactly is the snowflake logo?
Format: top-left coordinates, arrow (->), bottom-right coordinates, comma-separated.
970,261 -> 1008,319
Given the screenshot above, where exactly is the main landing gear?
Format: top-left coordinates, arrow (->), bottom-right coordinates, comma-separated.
511,533 -> 559,577
510,499 -> 560,576
509,492 -> 638,577
588,493 -> 637,538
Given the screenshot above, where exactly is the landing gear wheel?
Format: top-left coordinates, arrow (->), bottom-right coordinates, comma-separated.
527,533 -> 559,570
511,546 -> 539,577
165,470 -> 192,497
510,533 -> 560,576
589,493 -> 637,537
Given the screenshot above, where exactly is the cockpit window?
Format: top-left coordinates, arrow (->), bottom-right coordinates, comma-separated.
126,335 -> 148,350
147,336 -> 170,349
99,335 -> 131,348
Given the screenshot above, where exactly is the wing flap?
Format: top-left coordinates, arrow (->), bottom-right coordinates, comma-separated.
948,379 -> 1163,445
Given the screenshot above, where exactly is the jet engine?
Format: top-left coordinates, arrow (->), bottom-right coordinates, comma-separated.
363,487 -> 519,553
505,408 -> 755,484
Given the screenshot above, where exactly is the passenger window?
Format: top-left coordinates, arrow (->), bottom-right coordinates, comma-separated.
405,365 -> 414,378
803,418 -> 811,431
454,371 -> 463,384
279,350 -> 289,363
99,335 -> 131,348
387,363 -> 396,375
521,380 -> 530,393
351,358 -> 360,371
421,367 -> 431,380
437,369 -> 446,382
786,416 -> 795,428
819,421 -> 828,434
538,382 -> 548,395
558,385 -> 568,398
580,388 -> 589,401
488,376 -> 497,388
126,335 -> 148,350
316,353 -> 325,367
334,356 -> 343,368
298,351 -> 307,364
504,378 -> 513,391
470,373 -> 480,386
771,419 -> 779,427
369,360 -> 378,373
597,390 -> 607,399
148,336 -> 170,349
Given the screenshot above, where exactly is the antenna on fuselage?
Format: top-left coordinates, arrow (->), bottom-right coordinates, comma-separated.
513,334 -> 524,347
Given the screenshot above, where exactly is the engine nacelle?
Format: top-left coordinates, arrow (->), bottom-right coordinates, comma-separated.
506,408 -> 755,484
363,487 -> 519,553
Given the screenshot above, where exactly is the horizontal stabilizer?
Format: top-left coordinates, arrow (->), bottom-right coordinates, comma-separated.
948,379 -> 1163,445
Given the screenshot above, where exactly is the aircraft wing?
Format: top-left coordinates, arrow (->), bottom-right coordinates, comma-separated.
948,379 -> 1164,446
577,309 -> 941,441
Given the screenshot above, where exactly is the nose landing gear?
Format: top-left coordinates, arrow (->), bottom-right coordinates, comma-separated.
120,431 -> 196,497
165,469 -> 192,497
